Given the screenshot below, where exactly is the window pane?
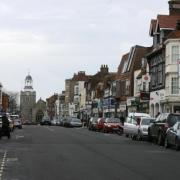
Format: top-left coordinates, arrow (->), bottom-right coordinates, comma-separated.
172,46 -> 179,63
171,77 -> 179,94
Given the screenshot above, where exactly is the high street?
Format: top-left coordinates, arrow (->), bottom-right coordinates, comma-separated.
0,126 -> 180,180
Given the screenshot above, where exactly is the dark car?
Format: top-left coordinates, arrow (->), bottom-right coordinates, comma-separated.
148,113 -> 180,145
165,122 -> 180,151
40,117 -> 51,126
88,117 -> 98,131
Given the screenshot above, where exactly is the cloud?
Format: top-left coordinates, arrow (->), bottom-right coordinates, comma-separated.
0,2 -> 13,15
0,0 -> 169,99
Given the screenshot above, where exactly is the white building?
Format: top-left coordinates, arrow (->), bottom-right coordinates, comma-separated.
164,30 -> 180,113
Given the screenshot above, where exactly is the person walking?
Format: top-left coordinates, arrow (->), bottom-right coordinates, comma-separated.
1,114 -> 10,139
120,115 -> 125,126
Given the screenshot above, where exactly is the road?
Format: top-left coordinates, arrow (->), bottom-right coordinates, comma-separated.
0,125 -> 180,180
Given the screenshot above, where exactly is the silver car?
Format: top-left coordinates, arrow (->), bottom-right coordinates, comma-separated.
135,118 -> 156,140
123,113 -> 151,138
165,122 -> 180,151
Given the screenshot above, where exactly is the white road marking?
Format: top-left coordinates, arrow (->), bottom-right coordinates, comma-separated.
0,150 -> 7,180
44,126 -> 54,132
15,135 -> 25,139
6,158 -> 18,162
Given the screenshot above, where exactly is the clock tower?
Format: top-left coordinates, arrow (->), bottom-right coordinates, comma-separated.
20,73 -> 36,123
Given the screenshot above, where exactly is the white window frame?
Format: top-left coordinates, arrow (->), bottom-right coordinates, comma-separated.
172,45 -> 179,64
171,77 -> 179,95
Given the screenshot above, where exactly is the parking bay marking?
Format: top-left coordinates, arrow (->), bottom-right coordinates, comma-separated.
15,135 -> 24,139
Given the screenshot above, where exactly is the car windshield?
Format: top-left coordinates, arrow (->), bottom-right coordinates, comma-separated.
71,118 -> 81,122
141,118 -> 154,125
106,118 -> 120,123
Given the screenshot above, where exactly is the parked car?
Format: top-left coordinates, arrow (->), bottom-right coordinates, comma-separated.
88,117 -> 98,131
129,117 -> 155,140
9,119 -> 14,131
96,117 -> 105,131
10,115 -> 22,129
148,113 -> 180,145
63,117 -> 82,127
102,118 -> 123,134
51,119 -> 58,126
40,116 -> 51,126
13,119 -> 22,129
124,112 -> 151,137
165,122 -> 180,151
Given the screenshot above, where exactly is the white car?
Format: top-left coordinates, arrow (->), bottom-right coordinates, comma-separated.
130,117 -> 155,140
123,113 -> 151,138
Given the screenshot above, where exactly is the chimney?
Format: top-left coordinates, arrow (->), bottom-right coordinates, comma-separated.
100,64 -> 109,73
169,0 -> 180,15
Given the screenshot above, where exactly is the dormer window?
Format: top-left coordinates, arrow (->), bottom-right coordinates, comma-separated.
122,61 -> 128,73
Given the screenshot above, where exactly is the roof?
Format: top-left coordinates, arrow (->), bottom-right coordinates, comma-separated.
149,19 -> 157,36
72,72 -> 90,81
150,15 -> 180,36
166,30 -> 180,39
116,46 -> 150,79
116,53 -> 129,78
158,15 -> 177,29
25,75 -> 32,81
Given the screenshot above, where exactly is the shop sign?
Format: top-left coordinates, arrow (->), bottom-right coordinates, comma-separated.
140,91 -> 150,101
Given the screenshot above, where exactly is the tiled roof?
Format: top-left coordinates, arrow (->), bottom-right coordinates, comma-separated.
157,15 -> 180,29
166,30 -> 180,39
116,53 -> 129,78
72,72 -> 90,81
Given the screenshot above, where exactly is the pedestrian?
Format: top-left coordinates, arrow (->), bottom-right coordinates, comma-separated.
120,115 -> 125,126
2,114 -> 9,129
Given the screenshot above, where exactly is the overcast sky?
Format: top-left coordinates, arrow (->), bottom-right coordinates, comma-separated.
0,0 -> 168,100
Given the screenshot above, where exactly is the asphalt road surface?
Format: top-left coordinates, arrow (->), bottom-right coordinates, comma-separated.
0,125 -> 180,180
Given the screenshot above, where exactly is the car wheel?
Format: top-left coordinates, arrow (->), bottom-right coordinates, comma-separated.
117,128 -> 123,136
137,131 -> 142,141
164,136 -> 169,149
175,138 -> 180,151
148,129 -> 152,142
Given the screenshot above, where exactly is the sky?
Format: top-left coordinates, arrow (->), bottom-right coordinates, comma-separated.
0,0 -> 169,100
